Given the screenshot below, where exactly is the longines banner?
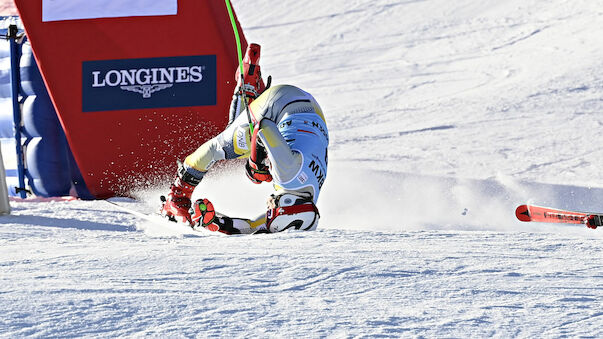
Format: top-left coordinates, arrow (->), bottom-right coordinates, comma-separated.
42,0 -> 177,22
82,55 -> 217,112
14,0 -> 246,198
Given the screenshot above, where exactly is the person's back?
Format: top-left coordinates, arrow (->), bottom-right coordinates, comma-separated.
245,84 -> 329,203
160,44 -> 329,234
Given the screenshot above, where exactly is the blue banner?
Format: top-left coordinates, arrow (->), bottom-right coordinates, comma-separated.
82,55 -> 216,112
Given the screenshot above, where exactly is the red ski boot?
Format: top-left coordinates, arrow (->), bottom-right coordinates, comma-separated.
161,176 -> 196,225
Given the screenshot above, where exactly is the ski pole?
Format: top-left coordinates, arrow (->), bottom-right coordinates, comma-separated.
224,0 -> 254,134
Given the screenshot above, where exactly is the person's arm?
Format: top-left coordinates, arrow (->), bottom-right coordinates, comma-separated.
257,119 -> 302,183
189,198 -> 268,235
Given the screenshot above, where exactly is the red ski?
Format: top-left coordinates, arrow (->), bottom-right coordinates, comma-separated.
515,204 -> 600,229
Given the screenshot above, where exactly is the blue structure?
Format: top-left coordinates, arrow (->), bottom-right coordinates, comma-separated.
0,17 -> 92,198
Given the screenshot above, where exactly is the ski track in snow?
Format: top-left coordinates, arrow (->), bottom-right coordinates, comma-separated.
1,200 -> 602,337
2,0 -> 603,337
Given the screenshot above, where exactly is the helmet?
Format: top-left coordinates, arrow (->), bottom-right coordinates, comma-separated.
266,193 -> 320,232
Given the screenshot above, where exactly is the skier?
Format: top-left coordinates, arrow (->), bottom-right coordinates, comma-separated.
160,43 -> 328,234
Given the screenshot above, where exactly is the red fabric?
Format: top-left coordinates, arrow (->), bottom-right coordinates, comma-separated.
14,0 -> 247,198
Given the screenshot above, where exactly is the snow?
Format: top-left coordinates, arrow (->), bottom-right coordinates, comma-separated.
1,0 -> 603,337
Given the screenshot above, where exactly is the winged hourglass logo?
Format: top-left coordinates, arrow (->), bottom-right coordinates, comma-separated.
120,84 -> 173,98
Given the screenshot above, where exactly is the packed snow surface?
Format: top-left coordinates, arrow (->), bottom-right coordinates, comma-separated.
1,0 -> 602,337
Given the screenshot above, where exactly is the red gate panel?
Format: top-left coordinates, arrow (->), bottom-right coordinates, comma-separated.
14,0 -> 247,198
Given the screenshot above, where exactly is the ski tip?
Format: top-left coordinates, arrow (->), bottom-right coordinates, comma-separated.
515,204 -> 531,222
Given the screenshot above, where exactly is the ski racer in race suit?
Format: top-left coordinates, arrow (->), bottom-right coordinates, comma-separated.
161,44 -> 329,234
